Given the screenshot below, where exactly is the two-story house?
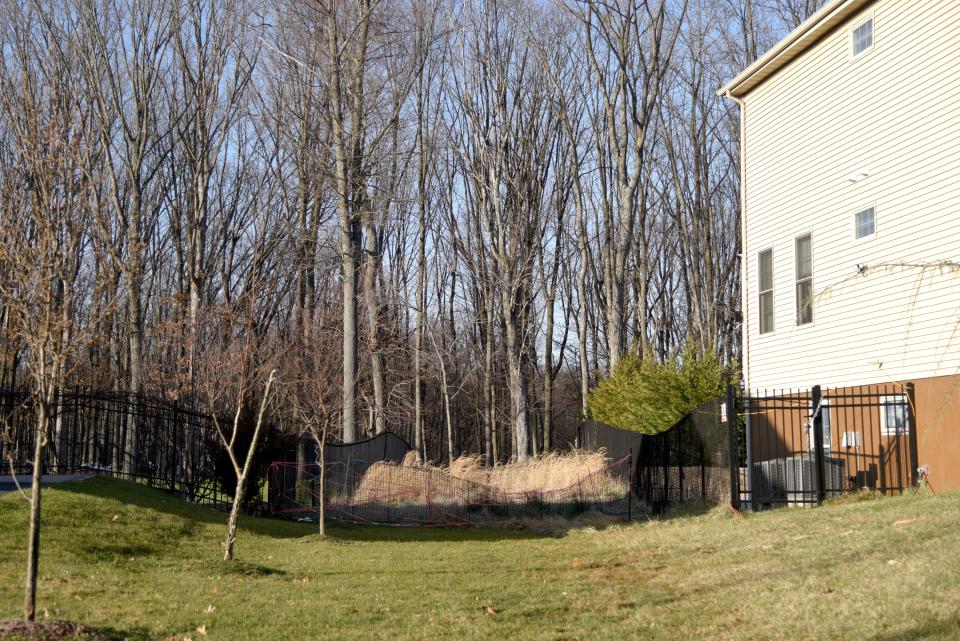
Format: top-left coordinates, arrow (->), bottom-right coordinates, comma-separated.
722,0 -> 960,494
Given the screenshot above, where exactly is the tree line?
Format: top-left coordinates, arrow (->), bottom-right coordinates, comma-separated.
0,0 -> 827,471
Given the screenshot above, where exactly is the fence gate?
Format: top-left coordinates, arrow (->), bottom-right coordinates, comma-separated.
740,383 -> 918,508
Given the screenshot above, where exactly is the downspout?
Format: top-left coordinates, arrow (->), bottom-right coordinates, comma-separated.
728,90 -> 754,509
727,91 -> 750,392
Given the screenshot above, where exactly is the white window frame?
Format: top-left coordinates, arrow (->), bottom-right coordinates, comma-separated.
795,233 -> 813,326
853,205 -> 877,241
850,14 -> 875,59
880,394 -> 909,437
758,248 -> 774,335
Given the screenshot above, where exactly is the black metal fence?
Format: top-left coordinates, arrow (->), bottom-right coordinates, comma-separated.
742,383 -> 918,508
585,380 -> 920,514
0,389 -> 232,509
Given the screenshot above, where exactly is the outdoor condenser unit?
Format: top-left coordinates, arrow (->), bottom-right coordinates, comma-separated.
784,455 -> 846,505
751,459 -> 787,505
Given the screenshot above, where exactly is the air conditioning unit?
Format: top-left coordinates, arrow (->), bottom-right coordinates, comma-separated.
784,455 -> 846,505
751,459 -> 787,505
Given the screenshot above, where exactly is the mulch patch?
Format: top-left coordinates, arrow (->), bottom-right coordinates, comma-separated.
0,620 -> 118,641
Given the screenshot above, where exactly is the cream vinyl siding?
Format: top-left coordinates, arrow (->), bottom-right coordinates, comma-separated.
742,0 -> 960,390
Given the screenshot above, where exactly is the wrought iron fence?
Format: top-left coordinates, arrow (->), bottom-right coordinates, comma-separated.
742,383 -> 918,509
0,388 -> 232,509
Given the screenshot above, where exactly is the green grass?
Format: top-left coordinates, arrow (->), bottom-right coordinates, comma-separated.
2,478 -> 960,640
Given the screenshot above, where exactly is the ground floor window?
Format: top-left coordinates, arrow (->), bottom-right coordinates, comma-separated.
880,395 -> 908,436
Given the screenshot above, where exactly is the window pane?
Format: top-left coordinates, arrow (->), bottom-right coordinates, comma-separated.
758,249 -> 773,292
795,235 -> 812,280
855,208 -> 875,238
796,280 -> 813,325
853,18 -> 873,55
759,291 -> 773,334
882,396 -> 908,435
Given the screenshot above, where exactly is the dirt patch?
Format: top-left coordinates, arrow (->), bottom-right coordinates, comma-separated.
0,620 -> 118,641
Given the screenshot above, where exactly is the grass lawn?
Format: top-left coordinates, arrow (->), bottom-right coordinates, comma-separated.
2,478 -> 960,640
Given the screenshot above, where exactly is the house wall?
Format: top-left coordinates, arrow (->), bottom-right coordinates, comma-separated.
741,0 -> 960,391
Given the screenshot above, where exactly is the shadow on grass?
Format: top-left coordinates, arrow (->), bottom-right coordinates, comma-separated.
868,617 -> 960,640
51,477 -> 577,543
54,477 -> 311,540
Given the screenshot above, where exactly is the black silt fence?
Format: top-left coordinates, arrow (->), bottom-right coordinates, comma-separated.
579,419 -> 645,464
267,454 -> 633,526
634,396 -> 733,513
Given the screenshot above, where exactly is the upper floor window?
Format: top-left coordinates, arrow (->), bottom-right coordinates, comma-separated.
855,207 -> 876,239
795,235 -> 813,325
852,17 -> 873,56
758,249 -> 774,335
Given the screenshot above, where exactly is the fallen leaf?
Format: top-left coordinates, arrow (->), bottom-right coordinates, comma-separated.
111,515 -> 121,522
570,558 -> 580,569
351,606 -> 360,614
483,605 -> 497,618
43,609 -> 49,619
204,605 -> 216,615
887,560 -> 899,566
195,625 -> 208,636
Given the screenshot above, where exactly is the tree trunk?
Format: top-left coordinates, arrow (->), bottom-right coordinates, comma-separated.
317,433 -> 326,538
483,290 -> 495,465
223,371 -> 275,561
502,310 -> 529,461
23,400 -> 47,622
362,217 -> 386,435
542,285 -> 556,453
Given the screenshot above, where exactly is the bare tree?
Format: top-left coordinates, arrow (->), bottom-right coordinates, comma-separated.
0,0 -> 101,617
73,0 -> 177,470
566,0 -> 685,369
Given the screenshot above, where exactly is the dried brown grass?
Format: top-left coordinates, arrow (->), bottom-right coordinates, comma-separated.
448,450 -> 614,495
353,449 -> 626,506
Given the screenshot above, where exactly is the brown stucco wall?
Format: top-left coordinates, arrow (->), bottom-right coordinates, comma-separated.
912,375 -> 960,493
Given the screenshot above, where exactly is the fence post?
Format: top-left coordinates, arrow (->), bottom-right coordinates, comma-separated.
725,384 -> 740,510
627,448 -> 633,522
811,385 -> 826,506
744,392 -> 756,512
905,382 -> 919,488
